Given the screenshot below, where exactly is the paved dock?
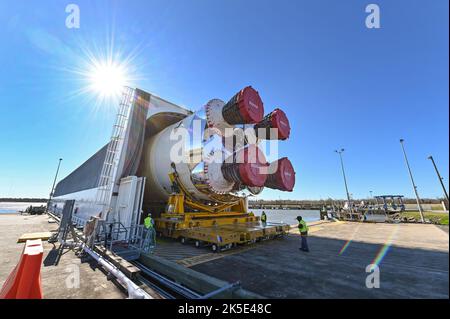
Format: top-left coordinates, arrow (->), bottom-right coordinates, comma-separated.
188,221 -> 449,298
0,214 -> 125,299
1,214 -> 448,299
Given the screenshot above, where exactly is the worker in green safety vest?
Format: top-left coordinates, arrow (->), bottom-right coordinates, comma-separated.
144,213 -> 154,229
261,211 -> 267,227
297,216 -> 309,252
144,213 -> 156,250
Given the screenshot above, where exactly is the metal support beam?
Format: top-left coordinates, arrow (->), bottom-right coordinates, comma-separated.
335,149 -> 352,210
400,139 -> 424,222
428,155 -> 449,206
47,158 -> 62,209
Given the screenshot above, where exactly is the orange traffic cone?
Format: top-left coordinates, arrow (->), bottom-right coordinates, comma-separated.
0,239 -> 44,299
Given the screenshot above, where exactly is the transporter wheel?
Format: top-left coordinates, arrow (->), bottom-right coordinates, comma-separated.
180,237 -> 187,244
195,240 -> 202,248
211,244 -> 219,253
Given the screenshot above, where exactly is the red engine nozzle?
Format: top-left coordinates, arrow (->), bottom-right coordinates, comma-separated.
254,108 -> 291,140
222,86 -> 265,125
222,145 -> 268,187
265,157 -> 295,191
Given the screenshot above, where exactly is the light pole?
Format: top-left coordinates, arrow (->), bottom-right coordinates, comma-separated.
399,139 -> 424,222
428,155 -> 449,205
47,158 -> 63,209
369,190 -> 373,206
335,149 -> 352,210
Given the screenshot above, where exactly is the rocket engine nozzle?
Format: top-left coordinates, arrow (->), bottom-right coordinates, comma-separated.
222,145 -> 268,187
143,87 -> 296,204
265,157 -> 295,191
222,86 -> 264,125
255,108 -> 291,140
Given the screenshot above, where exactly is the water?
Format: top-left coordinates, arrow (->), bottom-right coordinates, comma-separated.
0,202 -> 46,214
0,203 -> 321,225
252,209 -> 320,225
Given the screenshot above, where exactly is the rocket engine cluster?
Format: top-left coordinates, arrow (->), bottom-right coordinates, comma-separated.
141,86 -> 296,205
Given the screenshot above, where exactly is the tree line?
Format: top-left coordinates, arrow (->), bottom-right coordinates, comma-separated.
0,198 -> 47,203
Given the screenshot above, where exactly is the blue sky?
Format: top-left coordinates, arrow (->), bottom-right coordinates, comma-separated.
0,0 -> 448,200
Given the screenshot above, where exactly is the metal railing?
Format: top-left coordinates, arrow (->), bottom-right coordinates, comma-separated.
96,222 -> 155,258
71,215 -> 86,228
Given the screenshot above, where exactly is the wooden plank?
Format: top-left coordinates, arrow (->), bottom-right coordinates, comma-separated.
18,232 -> 52,243
94,245 -> 140,279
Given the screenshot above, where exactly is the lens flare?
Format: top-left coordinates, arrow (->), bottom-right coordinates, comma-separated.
338,239 -> 352,255
337,224 -> 361,256
369,225 -> 399,271
58,36 -> 145,110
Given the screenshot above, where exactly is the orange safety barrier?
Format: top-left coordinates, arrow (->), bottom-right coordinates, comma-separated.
0,239 -> 44,299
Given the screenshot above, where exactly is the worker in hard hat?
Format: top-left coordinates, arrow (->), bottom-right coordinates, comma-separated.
297,216 -> 309,252
261,211 -> 267,227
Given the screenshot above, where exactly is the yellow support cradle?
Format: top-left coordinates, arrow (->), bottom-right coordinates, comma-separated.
154,172 -> 289,252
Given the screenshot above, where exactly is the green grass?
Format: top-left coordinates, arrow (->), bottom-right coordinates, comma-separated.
401,211 -> 449,225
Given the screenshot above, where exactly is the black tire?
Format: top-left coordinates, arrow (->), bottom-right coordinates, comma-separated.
180,237 -> 187,244
211,244 -> 219,252
195,240 -> 201,248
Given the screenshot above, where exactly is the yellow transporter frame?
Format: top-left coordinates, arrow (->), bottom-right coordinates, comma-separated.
154,173 -> 290,251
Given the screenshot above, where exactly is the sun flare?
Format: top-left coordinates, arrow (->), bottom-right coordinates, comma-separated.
87,60 -> 129,99
60,37 -> 144,110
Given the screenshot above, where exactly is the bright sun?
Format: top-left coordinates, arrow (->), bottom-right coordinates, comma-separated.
88,61 -> 128,99
64,42 -> 141,107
